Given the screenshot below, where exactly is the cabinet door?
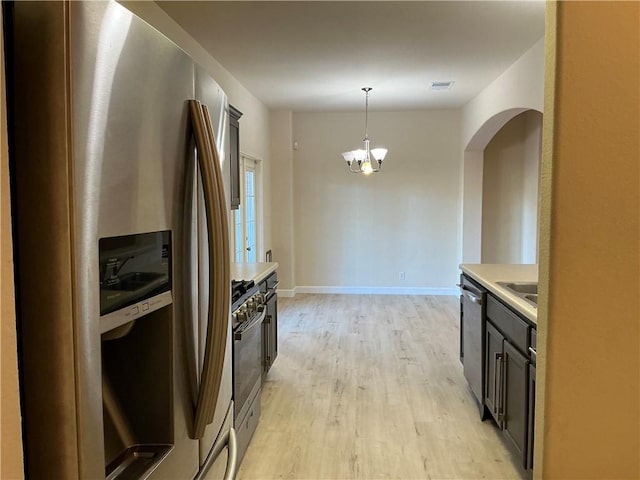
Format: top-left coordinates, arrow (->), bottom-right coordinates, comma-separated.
263,294 -> 278,374
503,340 -> 529,468
459,292 -> 464,364
229,105 -> 242,210
527,363 -> 536,470
269,294 -> 277,364
485,321 -> 504,426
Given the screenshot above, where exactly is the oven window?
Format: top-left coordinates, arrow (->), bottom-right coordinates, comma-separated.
233,319 -> 262,418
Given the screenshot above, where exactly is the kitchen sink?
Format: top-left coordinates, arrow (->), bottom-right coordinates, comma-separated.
497,282 -> 538,295
496,282 -> 538,308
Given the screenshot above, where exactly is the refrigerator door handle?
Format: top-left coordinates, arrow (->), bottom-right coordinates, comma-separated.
188,100 -> 229,439
223,427 -> 238,480
202,103 -> 231,422
195,427 -> 238,480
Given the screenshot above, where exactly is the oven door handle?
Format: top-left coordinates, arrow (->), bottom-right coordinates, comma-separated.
234,308 -> 266,341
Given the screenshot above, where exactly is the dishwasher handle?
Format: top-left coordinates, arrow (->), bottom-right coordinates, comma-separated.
464,290 -> 483,306
458,284 -> 483,304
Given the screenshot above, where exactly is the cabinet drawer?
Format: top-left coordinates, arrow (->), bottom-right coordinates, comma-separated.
259,272 -> 278,294
266,271 -> 278,290
487,295 -> 529,353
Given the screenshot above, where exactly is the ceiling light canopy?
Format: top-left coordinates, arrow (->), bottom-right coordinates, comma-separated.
341,87 -> 387,175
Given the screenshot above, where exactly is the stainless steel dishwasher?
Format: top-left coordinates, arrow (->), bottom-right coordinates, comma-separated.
459,274 -> 487,418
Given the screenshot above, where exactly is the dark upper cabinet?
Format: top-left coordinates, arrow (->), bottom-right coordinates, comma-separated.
229,105 -> 242,210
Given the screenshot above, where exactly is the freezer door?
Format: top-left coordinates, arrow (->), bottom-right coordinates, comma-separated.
68,2 -> 200,478
10,1 -> 202,477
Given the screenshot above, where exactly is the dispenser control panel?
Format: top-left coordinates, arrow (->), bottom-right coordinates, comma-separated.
99,230 -> 171,317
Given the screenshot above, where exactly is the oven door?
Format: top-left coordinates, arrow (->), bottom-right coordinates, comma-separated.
233,309 -> 265,420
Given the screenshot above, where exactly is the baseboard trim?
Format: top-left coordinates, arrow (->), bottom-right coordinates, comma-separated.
276,288 -> 296,298
293,286 -> 458,296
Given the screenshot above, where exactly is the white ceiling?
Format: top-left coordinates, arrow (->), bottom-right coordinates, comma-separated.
158,1 -> 545,112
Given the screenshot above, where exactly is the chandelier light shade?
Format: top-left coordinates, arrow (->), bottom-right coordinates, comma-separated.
341,87 -> 387,175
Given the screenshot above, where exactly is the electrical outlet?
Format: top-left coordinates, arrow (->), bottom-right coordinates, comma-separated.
399,271 -> 405,280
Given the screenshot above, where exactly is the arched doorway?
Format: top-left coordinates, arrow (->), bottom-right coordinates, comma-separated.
460,107 -> 543,263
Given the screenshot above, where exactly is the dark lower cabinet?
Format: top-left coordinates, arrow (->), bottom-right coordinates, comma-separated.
485,319 -> 530,470
460,274 -> 537,476
459,293 -> 464,363
503,340 -> 529,466
527,363 -> 536,470
259,272 -> 278,380
263,292 -> 277,375
485,321 -> 504,426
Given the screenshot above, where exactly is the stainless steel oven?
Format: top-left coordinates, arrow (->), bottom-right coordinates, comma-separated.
231,281 -> 266,464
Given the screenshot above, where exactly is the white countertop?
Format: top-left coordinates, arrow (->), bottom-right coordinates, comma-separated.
459,264 -> 538,324
231,262 -> 278,285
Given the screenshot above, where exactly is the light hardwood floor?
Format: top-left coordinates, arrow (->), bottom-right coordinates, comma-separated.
237,294 -> 521,479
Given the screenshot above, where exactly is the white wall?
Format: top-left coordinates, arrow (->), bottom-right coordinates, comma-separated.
481,110 -> 542,263
292,110 -> 460,293
463,37 -> 545,150
120,1 -> 273,255
460,37 -> 544,263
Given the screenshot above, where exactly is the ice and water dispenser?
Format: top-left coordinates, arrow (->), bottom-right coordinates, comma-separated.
99,231 -> 174,479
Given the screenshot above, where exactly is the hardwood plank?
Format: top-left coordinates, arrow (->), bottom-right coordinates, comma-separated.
237,294 -> 521,479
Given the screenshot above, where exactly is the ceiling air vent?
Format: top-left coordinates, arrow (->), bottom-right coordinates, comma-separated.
430,81 -> 455,91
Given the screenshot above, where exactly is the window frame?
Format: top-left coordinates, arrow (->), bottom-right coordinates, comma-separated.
233,153 -> 263,263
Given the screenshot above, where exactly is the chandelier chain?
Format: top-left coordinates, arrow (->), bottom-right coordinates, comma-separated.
363,87 -> 371,140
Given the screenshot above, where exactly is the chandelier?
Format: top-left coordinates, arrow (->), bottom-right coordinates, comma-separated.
341,87 -> 388,175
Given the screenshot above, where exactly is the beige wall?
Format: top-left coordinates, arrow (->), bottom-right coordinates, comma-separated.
1,6 -> 25,476
540,1 -> 639,477
481,110 -> 541,263
269,111 -> 295,291
292,110 -> 460,292
521,111 -> 541,263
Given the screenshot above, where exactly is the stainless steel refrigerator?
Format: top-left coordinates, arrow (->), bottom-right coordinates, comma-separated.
6,1 -> 236,478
